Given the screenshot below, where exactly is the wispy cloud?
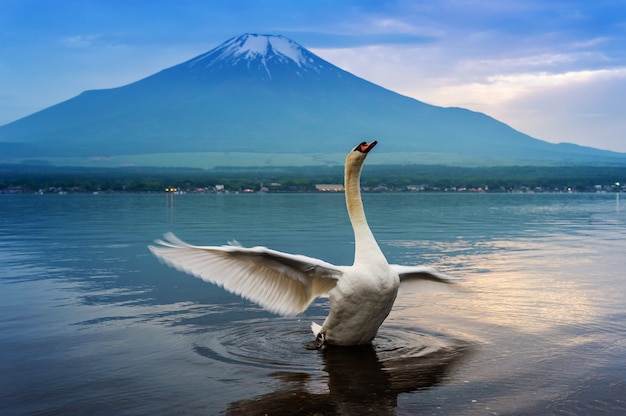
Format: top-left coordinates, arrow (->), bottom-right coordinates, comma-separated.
61,33 -> 130,52
433,67 -> 626,106
63,34 -> 103,48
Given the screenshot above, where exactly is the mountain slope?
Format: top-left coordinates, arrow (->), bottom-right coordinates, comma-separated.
1,33 -> 624,165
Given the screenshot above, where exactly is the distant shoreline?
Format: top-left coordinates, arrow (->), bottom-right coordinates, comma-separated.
2,163 -> 624,195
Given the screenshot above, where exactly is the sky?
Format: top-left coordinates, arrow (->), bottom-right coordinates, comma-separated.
1,0 -> 625,152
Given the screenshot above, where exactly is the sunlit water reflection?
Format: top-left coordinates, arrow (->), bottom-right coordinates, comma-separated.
1,193 -> 625,415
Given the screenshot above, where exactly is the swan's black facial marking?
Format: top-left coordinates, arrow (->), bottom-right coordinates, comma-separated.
354,141 -> 377,153
353,142 -> 367,152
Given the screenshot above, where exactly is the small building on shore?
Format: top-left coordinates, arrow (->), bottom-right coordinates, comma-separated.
315,184 -> 344,192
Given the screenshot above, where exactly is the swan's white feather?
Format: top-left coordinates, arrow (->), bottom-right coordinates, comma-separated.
311,322 -> 323,337
392,264 -> 458,284
393,265 -> 461,295
149,233 -> 343,316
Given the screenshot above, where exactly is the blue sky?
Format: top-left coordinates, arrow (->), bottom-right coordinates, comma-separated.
1,0 -> 625,151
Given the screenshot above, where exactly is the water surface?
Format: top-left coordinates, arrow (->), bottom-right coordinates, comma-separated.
1,193 -> 625,415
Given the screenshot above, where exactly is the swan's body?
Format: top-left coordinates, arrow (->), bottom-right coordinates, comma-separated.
149,141 -> 455,346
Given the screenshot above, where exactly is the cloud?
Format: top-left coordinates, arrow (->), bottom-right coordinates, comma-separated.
63,34 -> 103,48
432,67 -> 626,106
60,33 -> 133,53
496,69 -> 626,151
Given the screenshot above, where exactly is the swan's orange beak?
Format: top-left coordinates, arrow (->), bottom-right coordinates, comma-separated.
355,141 -> 377,153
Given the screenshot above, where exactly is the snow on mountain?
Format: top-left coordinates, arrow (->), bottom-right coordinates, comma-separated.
230,34 -> 307,66
186,34 -> 324,80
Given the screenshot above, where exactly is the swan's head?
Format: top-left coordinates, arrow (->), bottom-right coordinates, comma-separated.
347,141 -> 377,166
354,141 -> 377,154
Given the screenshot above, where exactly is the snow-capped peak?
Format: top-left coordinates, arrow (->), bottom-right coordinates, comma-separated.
188,34 -> 324,79
228,34 -> 307,67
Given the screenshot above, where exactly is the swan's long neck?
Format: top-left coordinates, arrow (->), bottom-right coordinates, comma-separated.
345,154 -> 386,265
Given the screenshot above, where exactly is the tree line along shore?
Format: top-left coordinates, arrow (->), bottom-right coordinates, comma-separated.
1,164 -> 624,194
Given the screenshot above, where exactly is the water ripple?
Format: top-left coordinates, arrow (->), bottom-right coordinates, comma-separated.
192,317 -> 470,376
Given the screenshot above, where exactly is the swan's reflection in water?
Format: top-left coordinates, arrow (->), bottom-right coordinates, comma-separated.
218,331 -> 469,415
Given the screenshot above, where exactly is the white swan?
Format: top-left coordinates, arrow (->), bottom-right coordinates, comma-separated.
149,141 -> 455,346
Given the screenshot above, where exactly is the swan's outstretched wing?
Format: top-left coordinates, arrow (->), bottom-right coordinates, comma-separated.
393,264 -> 460,295
392,265 -> 457,284
149,233 -> 343,316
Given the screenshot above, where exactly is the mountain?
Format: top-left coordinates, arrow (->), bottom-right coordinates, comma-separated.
1,33 -> 625,166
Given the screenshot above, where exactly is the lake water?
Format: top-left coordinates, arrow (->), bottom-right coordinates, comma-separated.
1,192 -> 625,415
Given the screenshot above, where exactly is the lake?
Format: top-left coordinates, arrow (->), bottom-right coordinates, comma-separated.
1,192 -> 625,415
